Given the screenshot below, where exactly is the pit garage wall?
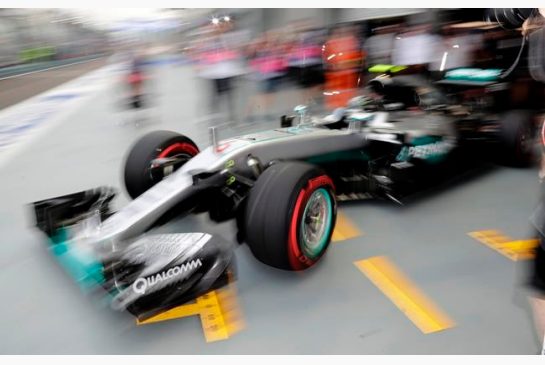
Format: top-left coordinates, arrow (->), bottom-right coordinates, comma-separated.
261,8 -> 333,30
334,8 -> 427,23
193,9 -> 432,39
220,8 -> 333,35
257,8 -> 429,31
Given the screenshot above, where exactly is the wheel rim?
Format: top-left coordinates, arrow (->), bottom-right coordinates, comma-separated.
299,188 -> 333,259
151,142 -> 198,181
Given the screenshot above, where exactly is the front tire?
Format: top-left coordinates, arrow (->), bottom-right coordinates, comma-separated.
244,162 -> 337,271
124,130 -> 199,199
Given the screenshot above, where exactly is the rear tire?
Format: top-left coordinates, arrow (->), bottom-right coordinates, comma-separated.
244,162 -> 337,271
124,130 -> 199,199
499,110 -> 535,167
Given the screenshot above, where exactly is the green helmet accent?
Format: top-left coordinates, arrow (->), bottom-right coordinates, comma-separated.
368,64 -> 408,73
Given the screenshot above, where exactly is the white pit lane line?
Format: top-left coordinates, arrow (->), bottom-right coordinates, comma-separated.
0,62 -> 125,170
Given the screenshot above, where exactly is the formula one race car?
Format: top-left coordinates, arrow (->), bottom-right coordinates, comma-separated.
32,71 -> 539,320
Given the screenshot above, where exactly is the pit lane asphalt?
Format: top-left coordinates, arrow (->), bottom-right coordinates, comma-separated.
0,57 -> 107,111
0,58 -> 541,354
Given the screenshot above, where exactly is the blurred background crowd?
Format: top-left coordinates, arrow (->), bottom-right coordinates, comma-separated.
1,8 -> 544,121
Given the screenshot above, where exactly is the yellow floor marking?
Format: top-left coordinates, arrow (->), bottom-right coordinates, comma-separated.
216,280 -> 245,336
332,211 -> 363,242
136,303 -> 201,324
197,291 -> 230,342
137,282 -> 244,342
468,230 -> 539,261
355,256 -> 455,334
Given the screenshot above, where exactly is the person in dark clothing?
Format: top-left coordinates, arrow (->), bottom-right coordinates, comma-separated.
127,54 -> 146,109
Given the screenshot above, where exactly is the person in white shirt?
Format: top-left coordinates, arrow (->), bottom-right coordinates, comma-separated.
391,23 -> 443,73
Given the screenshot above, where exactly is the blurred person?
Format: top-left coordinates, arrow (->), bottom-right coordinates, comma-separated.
391,23 -> 443,77
429,26 -> 482,79
114,48 -> 158,127
287,22 -> 326,105
245,30 -> 289,121
126,51 -> 147,109
195,17 -> 247,123
364,24 -> 400,66
323,25 -> 364,110
530,122 -> 545,354
520,8 -> 545,354
529,214 -> 545,354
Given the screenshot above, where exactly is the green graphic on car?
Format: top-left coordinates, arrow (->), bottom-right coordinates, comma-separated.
396,136 -> 452,164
